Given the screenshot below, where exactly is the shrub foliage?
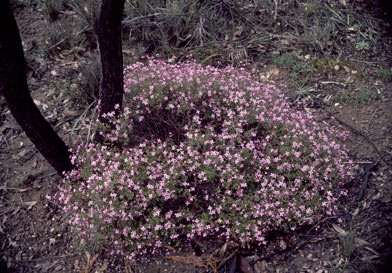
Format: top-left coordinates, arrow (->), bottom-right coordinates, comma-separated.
51,58 -> 352,260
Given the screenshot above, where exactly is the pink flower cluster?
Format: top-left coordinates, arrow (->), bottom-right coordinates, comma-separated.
50,57 -> 353,261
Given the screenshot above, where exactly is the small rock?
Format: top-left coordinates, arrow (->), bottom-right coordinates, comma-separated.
334,65 -> 340,71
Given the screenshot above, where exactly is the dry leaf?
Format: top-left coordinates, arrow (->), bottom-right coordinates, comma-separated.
234,28 -> 244,37
162,244 -> 175,251
266,68 -> 280,79
82,252 -> 99,273
89,254 -> 99,269
352,208 -> 359,217
124,258 -> 134,273
24,201 -> 37,210
239,256 -> 254,273
259,73 -> 267,81
12,207 -> 20,215
85,251 -> 91,263
96,262 -> 108,272
123,49 -> 134,55
361,255 -> 379,261
323,94 -> 333,103
355,238 -> 369,247
254,260 -> 268,273
219,242 -> 228,257
270,68 -> 280,75
279,239 -> 287,250
49,238 -> 56,246
74,259 -> 81,270
340,0 -> 347,6
332,224 -> 347,236
64,109 -> 83,117
364,246 -> 379,256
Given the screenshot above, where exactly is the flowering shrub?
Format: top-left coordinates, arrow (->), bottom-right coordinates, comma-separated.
51,58 -> 352,261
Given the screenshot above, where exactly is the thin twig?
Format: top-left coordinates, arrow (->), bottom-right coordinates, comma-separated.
320,81 -> 345,86
19,253 -> 79,263
123,12 -> 186,24
273,0 -> 278,21
357,161 -> 378,201
350,59 -> 383,64
217,249 -> 238,269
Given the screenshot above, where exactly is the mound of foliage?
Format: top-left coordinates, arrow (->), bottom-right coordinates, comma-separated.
51,58 -> 352,260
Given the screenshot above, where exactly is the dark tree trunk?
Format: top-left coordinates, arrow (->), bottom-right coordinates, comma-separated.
0,0 -> 73,175
95,0 -> 125,143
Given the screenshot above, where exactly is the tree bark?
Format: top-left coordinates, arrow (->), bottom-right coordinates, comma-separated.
0,0 -> 73,175
95,0 -> 125,143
